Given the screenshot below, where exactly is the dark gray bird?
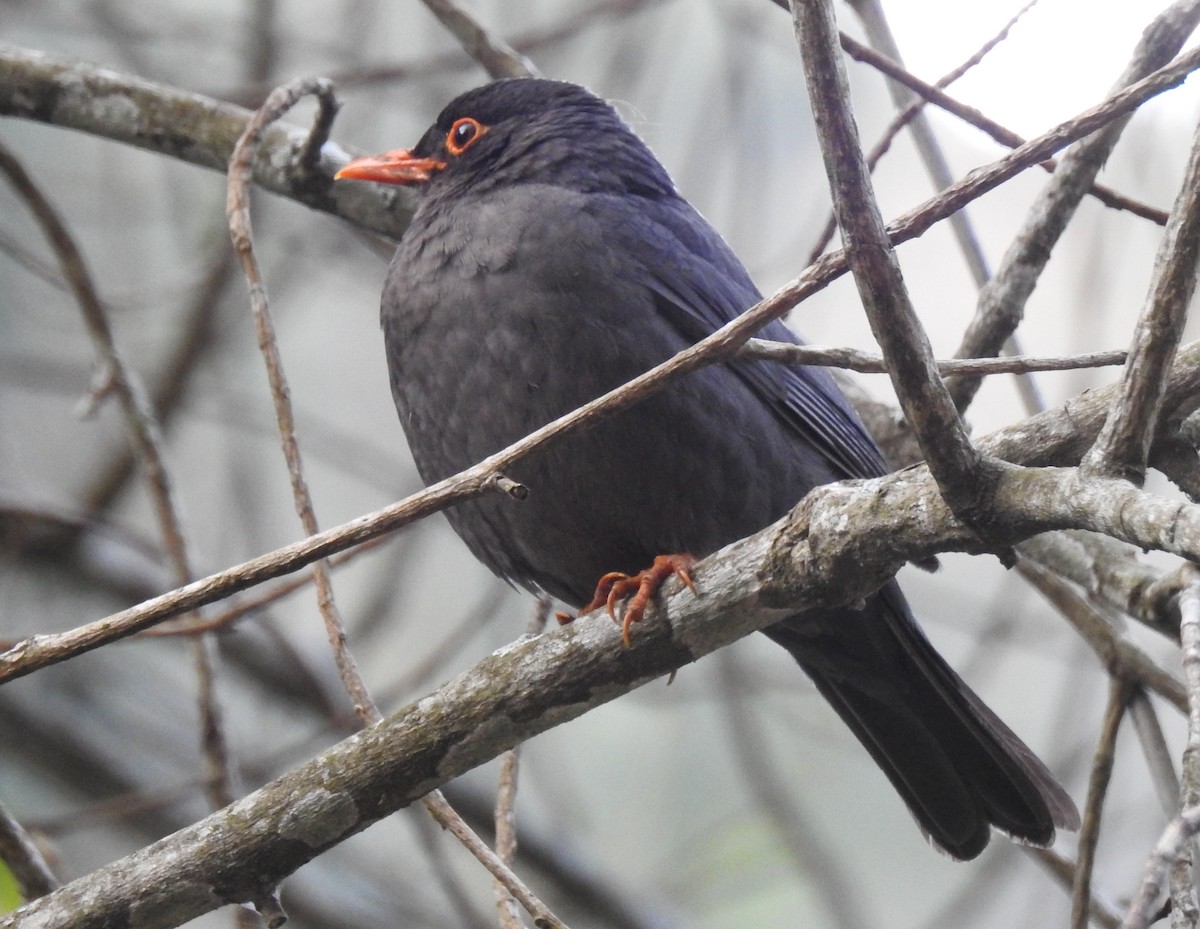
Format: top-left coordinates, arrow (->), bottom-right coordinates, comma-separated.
336,78 -> 1078,860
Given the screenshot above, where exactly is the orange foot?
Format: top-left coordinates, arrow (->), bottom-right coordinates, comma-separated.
560,554 -> 697,647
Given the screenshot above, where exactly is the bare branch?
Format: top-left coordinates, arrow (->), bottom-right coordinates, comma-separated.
1172,583 -> 1200,928
494,601 -> 551,929
218,0 -> 657,105
415,0 -> 540,79
791,0 -> 984,518
227,75 -> 374,725
740,339 -> 1126,376
1029,847 -> 1124,929
1123,584 -> 1200,929
1072,678 -> 1133,929
1128,690 -> 1182,819
1083,110 -> 1200,481
1124,805 -> 1200,929
0,141 -> 193,589
0,45 -> 414,239
0,799 -> 57,901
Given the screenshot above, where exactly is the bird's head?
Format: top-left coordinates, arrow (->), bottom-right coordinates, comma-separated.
335,79 -> 676,200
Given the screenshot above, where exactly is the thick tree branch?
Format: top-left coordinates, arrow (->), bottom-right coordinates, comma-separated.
0,45 -> 415,239
9,460 -> 1200,927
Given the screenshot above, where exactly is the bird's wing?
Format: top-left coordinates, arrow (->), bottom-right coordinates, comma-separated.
601,194 -> 890,481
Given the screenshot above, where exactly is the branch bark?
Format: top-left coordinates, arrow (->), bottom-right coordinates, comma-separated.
1083,107 -> 1200,481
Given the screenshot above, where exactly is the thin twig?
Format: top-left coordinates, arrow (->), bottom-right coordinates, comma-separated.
842,7 -> 1007,290
406,808 -> 491,929
808,0 -> 1043,262
1128,690 -> 1183,819
424,790 -> 567,929
144,536 -> 391,637
838,31 -> 1169,227
1028,847 -> 1124,929
81,244 -> 237,523
843,1 -> 1047,416
741,339 -> 1125,375
1015,557 -> 1186,713
218,0 -> 659,105
1072,676 -> 1133,929
0,141 -> 192,597
227,76 -> 375,724
1123,583 -> 1200,929
494,600 -> 552,929
1172,582 -> 1200,927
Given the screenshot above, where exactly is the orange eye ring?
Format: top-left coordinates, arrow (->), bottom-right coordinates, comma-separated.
446,117 -> 487,156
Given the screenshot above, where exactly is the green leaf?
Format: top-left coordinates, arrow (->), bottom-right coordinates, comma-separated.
0,857 -> 22,913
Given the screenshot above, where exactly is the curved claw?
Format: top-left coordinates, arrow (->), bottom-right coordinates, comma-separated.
576,554 -> 697,647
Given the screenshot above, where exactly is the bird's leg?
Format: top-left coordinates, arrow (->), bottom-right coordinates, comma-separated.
561,554 -> 697,647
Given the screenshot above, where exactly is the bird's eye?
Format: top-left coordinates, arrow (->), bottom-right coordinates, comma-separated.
446,117 -> 487,156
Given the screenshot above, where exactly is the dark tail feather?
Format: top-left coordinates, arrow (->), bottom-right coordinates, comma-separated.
762,580 -> 1079,860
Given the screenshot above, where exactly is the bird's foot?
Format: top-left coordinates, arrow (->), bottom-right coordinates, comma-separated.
566,554 -> 697,647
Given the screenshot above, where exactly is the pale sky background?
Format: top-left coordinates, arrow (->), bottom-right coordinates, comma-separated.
888,0 -> 1197,136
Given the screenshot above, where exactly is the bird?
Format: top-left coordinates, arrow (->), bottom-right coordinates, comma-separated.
336,78 -> 1079,860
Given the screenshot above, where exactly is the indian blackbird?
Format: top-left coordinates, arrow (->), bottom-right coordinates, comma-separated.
336,78 -> 1078,859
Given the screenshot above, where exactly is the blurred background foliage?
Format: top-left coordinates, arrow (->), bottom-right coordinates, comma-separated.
1,1 -> 1198,927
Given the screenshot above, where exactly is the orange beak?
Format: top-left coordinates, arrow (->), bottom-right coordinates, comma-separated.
335,149 -> 446,186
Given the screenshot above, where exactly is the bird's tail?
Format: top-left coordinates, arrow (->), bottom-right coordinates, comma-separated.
762,580 -> 1079,860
